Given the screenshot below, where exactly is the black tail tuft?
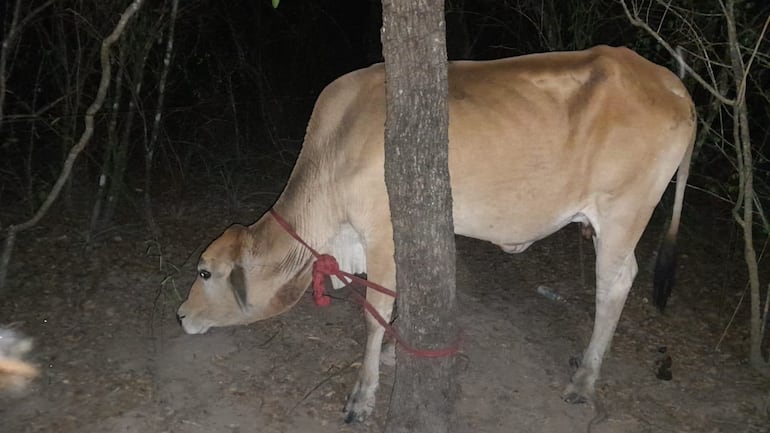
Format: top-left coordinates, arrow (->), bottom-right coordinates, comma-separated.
653,234 -> 677,311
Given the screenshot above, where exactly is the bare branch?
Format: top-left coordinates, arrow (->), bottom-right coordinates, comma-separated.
618,0 -> 735,105
144,0 -> 180,235
0,0 -> 55,127
736,14 -> 770,105
0,0 -> 22,127
0,0 -> 147,292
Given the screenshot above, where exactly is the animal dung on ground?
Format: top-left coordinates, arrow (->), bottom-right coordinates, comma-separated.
654,346 -> 673,381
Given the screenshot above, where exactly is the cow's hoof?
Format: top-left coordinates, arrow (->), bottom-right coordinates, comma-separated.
343,403 -> 372,424
344,410 -> 362,424
562,381 -> 593,405
562,389 -> 590,404
343,382 -> 375,423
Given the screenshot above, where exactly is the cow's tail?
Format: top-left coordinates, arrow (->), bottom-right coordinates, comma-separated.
653,132 -> 694,311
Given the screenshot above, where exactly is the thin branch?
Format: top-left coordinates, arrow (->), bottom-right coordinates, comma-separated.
0,0 -> 23,127
715,281 -> 747,351
0,0 -> 55,127
618,0 -> 735,105
0,0 -> 147,292
757,238 -> 770,342
144,0 -> 179,236
736,14 -> 770,105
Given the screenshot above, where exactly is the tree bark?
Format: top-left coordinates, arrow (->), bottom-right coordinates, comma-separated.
723,0 -> 766,368
381,1 -> 457,432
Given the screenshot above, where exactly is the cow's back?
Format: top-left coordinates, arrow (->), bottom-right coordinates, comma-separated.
297,46 -> 695,247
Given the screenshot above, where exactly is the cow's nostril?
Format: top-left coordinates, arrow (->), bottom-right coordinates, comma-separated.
176,314 -> 184,326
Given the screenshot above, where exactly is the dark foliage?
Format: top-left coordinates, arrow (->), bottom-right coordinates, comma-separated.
0,0 -> 768,228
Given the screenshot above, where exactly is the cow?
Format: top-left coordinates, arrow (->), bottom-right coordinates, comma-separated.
177,45 -> 695,422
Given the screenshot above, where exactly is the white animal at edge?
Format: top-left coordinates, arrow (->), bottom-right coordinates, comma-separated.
177,45 -> 695,423
0,328 -> 38,393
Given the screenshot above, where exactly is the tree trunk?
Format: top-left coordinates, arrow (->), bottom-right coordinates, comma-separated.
144,0 -> 179,237
381,1 -> 457,433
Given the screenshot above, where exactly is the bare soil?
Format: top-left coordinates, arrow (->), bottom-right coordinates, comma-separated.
1,180 -> 769,433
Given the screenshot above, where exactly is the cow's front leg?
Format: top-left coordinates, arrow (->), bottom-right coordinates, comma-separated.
344,289 -> 394,423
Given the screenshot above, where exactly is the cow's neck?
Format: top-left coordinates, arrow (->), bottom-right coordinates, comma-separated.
258,151 -> 342,279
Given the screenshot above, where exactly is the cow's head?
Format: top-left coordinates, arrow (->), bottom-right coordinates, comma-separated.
176,220 -> 311,334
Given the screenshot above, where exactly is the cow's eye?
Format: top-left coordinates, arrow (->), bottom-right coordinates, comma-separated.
199,270 -> 211,280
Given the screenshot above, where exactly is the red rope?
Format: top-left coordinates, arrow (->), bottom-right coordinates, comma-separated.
268,209 -> 459,358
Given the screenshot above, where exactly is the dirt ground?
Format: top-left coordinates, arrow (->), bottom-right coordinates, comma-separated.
1,178 -> 769,433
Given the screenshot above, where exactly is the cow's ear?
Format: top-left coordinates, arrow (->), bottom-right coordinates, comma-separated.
229,265 -> 248,311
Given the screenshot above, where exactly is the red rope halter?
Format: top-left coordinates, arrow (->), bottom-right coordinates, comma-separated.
268,209 -> 458,358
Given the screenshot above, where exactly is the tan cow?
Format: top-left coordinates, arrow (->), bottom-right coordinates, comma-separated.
177,45 -> 695,422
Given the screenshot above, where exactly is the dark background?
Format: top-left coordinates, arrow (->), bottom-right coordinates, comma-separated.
0,0 -> 768,289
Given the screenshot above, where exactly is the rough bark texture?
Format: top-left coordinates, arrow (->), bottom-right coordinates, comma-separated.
381,1 -> 457,432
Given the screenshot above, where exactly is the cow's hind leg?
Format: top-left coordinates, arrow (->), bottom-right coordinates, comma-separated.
562,223 -> 641,404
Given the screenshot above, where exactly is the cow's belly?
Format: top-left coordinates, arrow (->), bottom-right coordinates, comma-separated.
452,188 -> 585,250
445,123 -> 587,247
